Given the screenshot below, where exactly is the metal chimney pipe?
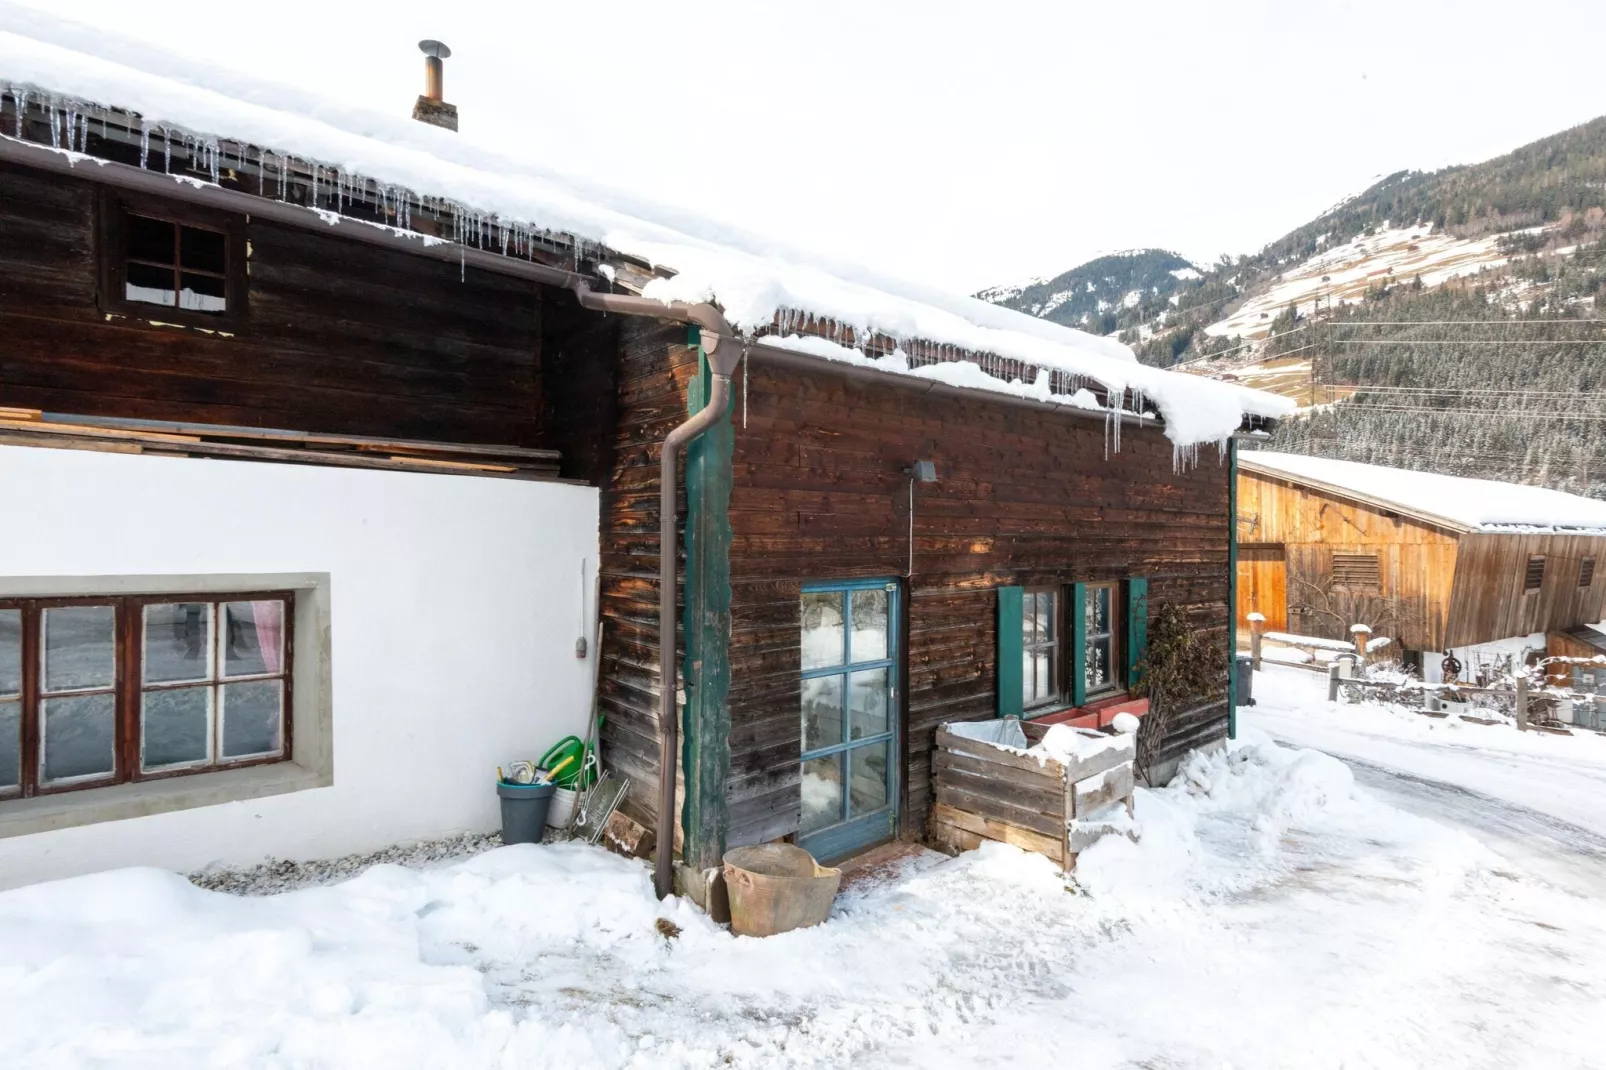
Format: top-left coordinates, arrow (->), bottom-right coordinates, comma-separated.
419,40 -> 450,101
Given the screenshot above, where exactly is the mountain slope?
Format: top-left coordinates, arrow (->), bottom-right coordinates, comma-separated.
978,115 -> 1606,498
977,249 -> 1200,336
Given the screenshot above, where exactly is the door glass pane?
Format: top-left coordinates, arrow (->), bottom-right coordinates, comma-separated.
43,606 -> 116,692
0,609 -> 19,697
0,700 -> 18,790
801,674 -> 844,752
42,693 -> 116,782
800,753 -> 844,834
801,592 -> 845,670
143,687 -> 212,769
144,603 -> 213,684
224,601 -> 284,677
221,680 -> 283,758
849,741 -> 889,817
849,589 -> 889,664
849,668 -> 889,739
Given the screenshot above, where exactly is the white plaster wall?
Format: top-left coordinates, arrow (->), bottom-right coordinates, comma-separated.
0,444 -> 599,889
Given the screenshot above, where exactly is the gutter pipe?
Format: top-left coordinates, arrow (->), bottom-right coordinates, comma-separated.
572,285 -> 740,901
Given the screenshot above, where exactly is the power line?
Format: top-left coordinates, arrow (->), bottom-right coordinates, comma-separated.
1327,318 -> 1606,326
1334,338 -> 1606,345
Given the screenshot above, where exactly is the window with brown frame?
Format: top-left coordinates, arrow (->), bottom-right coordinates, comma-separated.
0,593 -> 292,799
1525,556 -> 1546,592
99,194 -> 246,325
1581,557 -> 1597,588
1082,581 -> 1122,698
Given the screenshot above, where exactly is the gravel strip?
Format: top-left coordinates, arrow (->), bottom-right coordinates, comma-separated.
188,830 -> 507,896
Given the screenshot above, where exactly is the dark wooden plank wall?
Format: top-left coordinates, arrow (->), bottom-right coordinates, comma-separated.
0,161 -> 550,447
594,320 -> 698,829
726,355 -> 1234,846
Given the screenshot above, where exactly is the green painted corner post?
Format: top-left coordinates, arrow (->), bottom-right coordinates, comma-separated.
1227,436 -> 1239,739
681,325 -> 734,872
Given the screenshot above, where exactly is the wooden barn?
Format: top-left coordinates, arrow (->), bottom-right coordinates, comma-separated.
1236,452 -> 1606,672
0,17 -> 1289,894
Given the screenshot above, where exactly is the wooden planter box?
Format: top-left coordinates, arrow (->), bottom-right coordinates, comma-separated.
929,721 -> 1137,872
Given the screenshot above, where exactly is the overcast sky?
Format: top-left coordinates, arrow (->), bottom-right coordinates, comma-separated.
33,0 -> 1606,294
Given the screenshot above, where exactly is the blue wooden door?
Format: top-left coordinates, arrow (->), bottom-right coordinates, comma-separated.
798,579 -> 900,862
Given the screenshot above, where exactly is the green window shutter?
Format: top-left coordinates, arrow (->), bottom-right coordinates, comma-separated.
997,586 -> 1024,718
1126,577 -> 1149,690
1071,582 -> 1088,708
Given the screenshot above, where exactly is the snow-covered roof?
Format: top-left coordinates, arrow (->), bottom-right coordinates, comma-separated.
1241,451 -> 1606,534
0,5 -> 1293,450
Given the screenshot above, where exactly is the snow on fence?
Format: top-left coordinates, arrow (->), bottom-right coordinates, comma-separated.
1263,631 -> 1356,653
929,721 -> 1136,874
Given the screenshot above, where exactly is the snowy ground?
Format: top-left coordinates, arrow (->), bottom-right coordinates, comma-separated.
5,684 -> 1606,1067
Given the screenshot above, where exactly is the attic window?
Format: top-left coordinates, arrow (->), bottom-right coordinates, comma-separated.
1581,557 -> 1596,588
1332,553 -> 1381,591
1525,556 -> 1546,592
100,194 -> 244,324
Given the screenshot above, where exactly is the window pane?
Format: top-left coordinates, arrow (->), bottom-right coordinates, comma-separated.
1036,653 -> 1053,702
127,214 -> 175,264
43,605 -> 116,693
178,272 -> 227,313
848,741 -> 889,818
849,668 -> 888,739
179,225 -> 227,274
801,674 -> 844,753
221,680 -> 282,758
0,700 -> 18,790
801,592 -> 845,670
1094,587 -> 1112,634
142,687 -> 212,770
1087,635 -> 1112,692
125,261 -> 176,307
224,601 -> 284,677
1023,648 -> 1038,704
144,603 -> 212,684
42,693 -> 116,782
849,588 -> 889,664
800,752 -> 844,834
0,609 -> 18,697
1036,592 -> 1054,638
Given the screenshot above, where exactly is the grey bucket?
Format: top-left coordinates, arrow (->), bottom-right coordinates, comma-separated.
497,781 -> 556,845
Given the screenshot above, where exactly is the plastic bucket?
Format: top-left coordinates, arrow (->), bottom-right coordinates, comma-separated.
547,786 -> 578,829
722,844 -> 841,937
497,781 -> 555,845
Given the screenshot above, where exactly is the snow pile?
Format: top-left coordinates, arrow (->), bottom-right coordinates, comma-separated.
0,4 -> 1291,448
1029,723 -> 1129,764
1263,630 -> 1356,652
1243,451 -> 1606,532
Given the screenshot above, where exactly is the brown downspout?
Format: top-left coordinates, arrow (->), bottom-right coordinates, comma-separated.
572,283 -> 740,899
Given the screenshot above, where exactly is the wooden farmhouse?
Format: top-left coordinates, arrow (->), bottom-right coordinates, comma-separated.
0,18 -> 1288,895
1236,452 -> 1606,673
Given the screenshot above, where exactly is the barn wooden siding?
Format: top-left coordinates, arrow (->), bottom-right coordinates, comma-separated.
594,322 -> 700,830
1236,468 -> 1461,651
1445,533 -> 1606,650
0,161 -> 553,449
726,352 -> 1234,845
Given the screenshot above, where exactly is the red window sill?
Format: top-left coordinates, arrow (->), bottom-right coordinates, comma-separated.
1028,695 -> 1149,731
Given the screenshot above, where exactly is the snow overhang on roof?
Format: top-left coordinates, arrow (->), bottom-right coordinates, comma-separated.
1240,451 -> 1606,535
0,4 -> 1293,452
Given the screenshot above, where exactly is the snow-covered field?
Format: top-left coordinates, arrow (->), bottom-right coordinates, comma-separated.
4,680 -> 1606,1068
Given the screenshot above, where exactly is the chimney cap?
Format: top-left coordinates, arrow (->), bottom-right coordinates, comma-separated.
418,39 -> 452,59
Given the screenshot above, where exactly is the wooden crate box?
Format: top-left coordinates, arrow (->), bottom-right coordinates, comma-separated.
929,721 -> 1136,872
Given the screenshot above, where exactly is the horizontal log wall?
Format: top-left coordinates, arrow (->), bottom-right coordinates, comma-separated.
0,160 -> 553,448
727,354 -> 1234,845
